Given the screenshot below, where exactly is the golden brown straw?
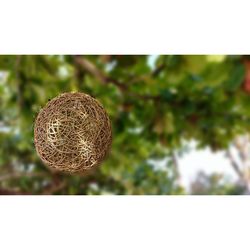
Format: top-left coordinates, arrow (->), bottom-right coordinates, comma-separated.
34,92 -> 112,173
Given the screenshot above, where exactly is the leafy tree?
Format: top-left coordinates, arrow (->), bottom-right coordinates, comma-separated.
190,171 -> 245,195
0,55 -> 250,194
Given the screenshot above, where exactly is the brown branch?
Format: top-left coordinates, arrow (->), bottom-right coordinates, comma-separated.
73,55 -> 160,101
15,55 -> 24,109
0,172 -> 66,195
0,171 -> 50,195
106,76 -> 128,91
74,55 -> 127,90
234,137 -> 249,163
41,174 -> 66,195
73,56 -> 106,84
72,58 -> 85,90
152,63 -> 165,77
0,172 -> 47,182
0,188 -> 32,195
171,151 -> 182,186
225,149 -> 244,180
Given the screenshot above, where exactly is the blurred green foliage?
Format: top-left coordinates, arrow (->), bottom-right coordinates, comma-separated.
0,55 -> 249,194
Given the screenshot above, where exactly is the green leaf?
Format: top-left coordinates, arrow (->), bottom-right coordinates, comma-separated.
225,63 -> 245,91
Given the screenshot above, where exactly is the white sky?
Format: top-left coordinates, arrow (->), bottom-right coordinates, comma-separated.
178,142 -> 238,190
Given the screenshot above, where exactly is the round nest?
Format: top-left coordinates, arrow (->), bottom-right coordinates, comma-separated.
34,92 -> 112,173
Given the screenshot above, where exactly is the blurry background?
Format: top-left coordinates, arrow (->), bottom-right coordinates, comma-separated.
1,55 -> 250,195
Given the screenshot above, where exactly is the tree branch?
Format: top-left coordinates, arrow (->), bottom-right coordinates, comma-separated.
73,55 -> 160,101
15,55 -> 25,109
171,151 -> 182,186
0,171 -> 66,195
0,172 -> 47,182
225,149 -> 244,180
73,56 -> 107,84
0,188 -> 31,195
152,62 -> 165,77
41,174 -> 66,195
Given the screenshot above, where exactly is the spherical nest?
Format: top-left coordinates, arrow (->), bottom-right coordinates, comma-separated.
34,92 -> 112,173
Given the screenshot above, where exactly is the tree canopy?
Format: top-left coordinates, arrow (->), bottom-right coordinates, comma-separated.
1,55 -> 250,194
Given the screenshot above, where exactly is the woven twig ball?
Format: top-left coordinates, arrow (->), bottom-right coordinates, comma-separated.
34,92 -> 112,173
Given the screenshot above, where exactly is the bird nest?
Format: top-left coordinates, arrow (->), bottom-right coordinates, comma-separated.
34,92 -> 112,173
